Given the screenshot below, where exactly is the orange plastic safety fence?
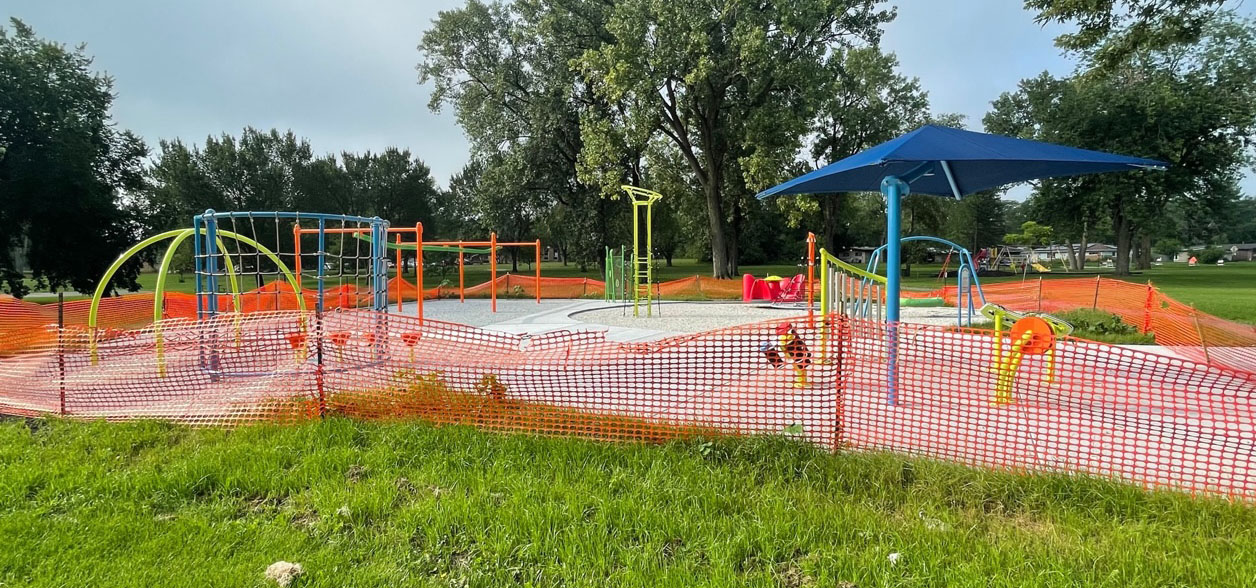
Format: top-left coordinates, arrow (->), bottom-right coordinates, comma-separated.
0,309 -> 1253,499
937,278 -> 1256,372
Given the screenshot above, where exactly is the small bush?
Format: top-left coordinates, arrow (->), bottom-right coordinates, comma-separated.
1056,308 -> 1155,344
1197,247 -> 1226,264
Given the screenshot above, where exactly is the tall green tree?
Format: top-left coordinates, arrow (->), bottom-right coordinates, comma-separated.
944,190 -> 1009,252
143,130 -> 440,259
419,0 -> 620,272
985,14 -> 1256,274
578,0 -> 893,278
805,47 -> 929,254
1027,0 -> 1232,68
0,19 -> 148,297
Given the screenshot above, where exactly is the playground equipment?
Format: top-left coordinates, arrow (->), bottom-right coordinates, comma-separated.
818,249 -> 887,322
981,303 -> 1073,405
864,236 -> 986,327
622,186 -> 662,317
320,229 -> 542,316
759,322 -> 812,388
413,234 -> 541,315
604,245 -> 629,303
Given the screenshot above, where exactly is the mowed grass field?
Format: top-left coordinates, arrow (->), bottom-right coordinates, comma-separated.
3,417 -> 1255,587
24,258 -> 1256,324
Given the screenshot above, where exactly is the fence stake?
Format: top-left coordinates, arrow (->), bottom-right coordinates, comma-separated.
1036,276 -> 1044,312
1192,304 -> 1212,365
1142,281 -> 1154,335
1091,274 -> 1101,310
316,307 -> 326,419
490,232 -> 497,313
57,292 -> 66,416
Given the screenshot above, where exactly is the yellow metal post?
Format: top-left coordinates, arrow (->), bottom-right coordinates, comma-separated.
622,186 -> 662,318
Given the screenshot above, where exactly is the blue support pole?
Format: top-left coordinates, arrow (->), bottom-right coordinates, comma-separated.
203,209 -> 219,317
881,178 -> 904,405
371,218 -> 388,311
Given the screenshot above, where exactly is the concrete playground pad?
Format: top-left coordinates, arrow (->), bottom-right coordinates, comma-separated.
404,298 -> 974,342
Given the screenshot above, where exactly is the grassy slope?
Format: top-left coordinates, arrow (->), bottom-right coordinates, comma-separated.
2,418 -> 1254,587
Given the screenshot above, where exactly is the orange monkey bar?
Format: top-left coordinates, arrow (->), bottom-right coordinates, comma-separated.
294,225 -> 542,321
423,234 -> 542,313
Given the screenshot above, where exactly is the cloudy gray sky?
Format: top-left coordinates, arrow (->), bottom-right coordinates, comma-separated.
6,0 -> 1254,195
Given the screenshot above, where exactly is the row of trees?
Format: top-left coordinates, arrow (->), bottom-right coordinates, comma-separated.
419,0 -> 1256,278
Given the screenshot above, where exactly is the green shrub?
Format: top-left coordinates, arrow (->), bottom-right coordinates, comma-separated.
1056,308 -> 1155,344
1197,247 -> 1226,264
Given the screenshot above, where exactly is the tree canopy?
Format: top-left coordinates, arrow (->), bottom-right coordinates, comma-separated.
985,14 -> 1256,274
0,19 -> 147,297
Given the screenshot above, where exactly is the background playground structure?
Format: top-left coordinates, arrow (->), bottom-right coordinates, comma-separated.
2,209 -> 1256,500
1,208 -> 1255,500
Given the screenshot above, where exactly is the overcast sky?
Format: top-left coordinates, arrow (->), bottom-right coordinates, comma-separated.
6,0 -> 1254,195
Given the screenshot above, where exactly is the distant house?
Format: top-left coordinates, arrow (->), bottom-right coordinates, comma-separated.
1085,243 -> 1117,260
1025,243 -> 1115,263
837,246 -> 879,265
1175,243 -> 1256,262
1222,243 -> 1256,262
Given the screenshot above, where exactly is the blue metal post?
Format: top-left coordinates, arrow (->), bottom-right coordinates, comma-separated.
881,178 -> 904,405
371,218 -> 388,311
203,209 -> 219,316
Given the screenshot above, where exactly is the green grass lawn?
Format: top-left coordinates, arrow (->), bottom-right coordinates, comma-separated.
1,417 -> 1253,587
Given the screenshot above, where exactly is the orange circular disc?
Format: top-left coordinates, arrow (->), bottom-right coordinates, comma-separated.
1009,316 -> 1055,355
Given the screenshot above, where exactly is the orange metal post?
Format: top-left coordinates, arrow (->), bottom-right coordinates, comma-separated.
490,232 -> 498,313
535,239 -> 541,304
416,223 -> 424,324
395,232 -> 402,312
806,232 -> 816,326
458,244 -> 465,303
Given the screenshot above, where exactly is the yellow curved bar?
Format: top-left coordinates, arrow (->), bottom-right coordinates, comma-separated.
89,230 -> 186,365
153,231 -> 242,323
994,330 -> 1035,405
90,228 -> 307,366
152,231 -> 242,376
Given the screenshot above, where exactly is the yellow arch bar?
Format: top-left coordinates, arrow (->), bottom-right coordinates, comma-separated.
89,228 -> 306,366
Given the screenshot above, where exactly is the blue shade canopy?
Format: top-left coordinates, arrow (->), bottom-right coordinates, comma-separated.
757,124 -> 1166,199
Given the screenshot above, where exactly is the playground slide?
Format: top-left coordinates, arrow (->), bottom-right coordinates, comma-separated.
1031,262 -> 1051,273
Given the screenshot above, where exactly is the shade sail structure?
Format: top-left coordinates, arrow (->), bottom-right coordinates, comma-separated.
757,124 -> 1165,406
757,124 -> 1165,199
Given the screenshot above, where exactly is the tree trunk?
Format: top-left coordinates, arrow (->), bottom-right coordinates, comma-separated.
1072,221 -> 1089,271
821,194 -> 844,254
511,249 -> 518,272
1114,213 -> 1132,276
725,193 -> 742,277
704,181 -> 733,279
1137,234 -> 1153,270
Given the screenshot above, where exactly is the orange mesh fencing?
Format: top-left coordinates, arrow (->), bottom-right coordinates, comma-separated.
0,309 -> 1253,499
937,277 -> 1256,372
